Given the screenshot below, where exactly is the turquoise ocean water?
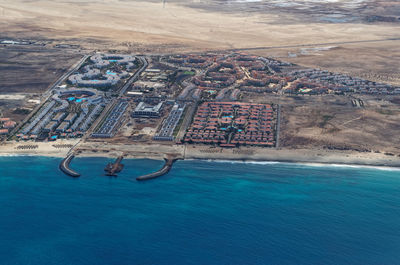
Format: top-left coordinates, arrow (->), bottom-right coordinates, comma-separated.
1,156 -> 400,265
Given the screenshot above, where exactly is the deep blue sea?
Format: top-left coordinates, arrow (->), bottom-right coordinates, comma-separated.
1,156 -> 400,265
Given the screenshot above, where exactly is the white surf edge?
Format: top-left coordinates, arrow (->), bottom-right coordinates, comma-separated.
184,158 -> 400,172
1,154 -> 399,172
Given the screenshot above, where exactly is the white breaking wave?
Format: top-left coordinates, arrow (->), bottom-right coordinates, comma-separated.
0,154 -> 38,157
189,159 -> 400,172
300,162 -> 400,172
202,159 -> 281,165
225,0 -> 368,8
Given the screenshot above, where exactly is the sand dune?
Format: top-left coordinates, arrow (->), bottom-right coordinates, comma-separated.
1,0 -> 399,51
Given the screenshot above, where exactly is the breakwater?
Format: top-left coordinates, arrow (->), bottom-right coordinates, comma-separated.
59,153 -> 81,177
105,156 -> 124,176
136,157 -> 177,181
2,157 -> 400,264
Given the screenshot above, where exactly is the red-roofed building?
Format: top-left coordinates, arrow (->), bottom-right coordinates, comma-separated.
184,101 -> 276,148
3,121 -> 16,129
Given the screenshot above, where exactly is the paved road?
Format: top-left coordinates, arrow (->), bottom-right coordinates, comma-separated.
176,103 -> 197,142
85,56 -> 149,138
10,54 -> 90,137
258,56 -> 276,74
119,56 -> 148,96
275,104 -> 281,148
42,54 -> 90,99
83,99 -> 115,140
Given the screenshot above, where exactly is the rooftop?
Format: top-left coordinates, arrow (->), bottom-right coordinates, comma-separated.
134,102 -> 163,113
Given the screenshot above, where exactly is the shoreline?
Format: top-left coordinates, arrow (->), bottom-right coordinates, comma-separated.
183,155 -> 400,169
189,159 -> 400,171
1,141 -> 400,170
1,152 -> 399,171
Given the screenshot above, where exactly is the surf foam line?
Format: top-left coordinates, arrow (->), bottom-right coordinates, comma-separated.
184,158 -> 400,172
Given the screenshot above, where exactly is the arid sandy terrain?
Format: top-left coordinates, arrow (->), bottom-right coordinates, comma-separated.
278,94 -> 400,154
1,0 -> 399,83
0,1 -> 398,48
0,46 -> 83,122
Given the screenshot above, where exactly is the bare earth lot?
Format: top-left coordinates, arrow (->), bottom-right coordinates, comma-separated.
278,94 -> 400,154
0,46 -> 82,121
0,46 -> 82,93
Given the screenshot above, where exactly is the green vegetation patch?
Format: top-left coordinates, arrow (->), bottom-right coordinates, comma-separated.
183,71 -> 195,76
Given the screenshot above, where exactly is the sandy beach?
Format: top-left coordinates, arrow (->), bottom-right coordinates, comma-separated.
0,139 -> 80,158
2,140 -> 399,169
185,146 -> 400,168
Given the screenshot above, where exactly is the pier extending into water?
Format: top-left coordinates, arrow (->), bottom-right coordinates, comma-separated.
136,157 -> 177,181
105,156 -> 124,176
59,153 -> 81,177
